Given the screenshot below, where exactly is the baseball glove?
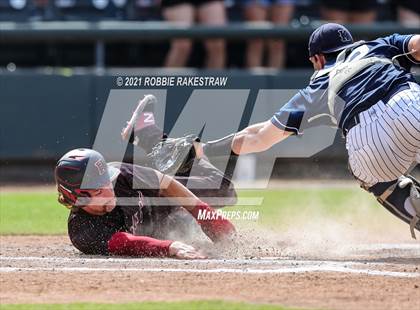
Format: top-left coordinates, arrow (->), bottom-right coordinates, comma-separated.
146,134 -> 200,175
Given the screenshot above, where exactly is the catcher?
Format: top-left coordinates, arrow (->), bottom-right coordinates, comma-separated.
56,98 -> 238,258
200,25 -> 420,238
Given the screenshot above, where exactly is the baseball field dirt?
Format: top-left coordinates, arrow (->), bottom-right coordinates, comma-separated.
1,235 -> 419,310
1,185 -> 419,310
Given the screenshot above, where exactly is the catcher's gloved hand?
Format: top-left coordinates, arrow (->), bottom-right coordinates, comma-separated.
146,134 -> 201,175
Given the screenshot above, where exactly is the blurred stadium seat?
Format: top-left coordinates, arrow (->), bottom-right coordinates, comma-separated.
126,0 -> 161,21
53,0 -> 127,20
0,0 -> 407,23
0,0 -> 33,21
0,0 -> 417,68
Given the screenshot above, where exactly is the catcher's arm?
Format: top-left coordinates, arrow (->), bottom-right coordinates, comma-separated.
204,120 -> 291,157
158,173 -> 236,242
231,120 -> 291,155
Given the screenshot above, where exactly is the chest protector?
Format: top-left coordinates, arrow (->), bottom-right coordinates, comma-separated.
310,42 -> 393,125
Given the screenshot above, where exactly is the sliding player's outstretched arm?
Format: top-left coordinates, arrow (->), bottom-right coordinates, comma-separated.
158,172 -> 236,242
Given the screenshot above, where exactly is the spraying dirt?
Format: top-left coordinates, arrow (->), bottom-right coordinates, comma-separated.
1,183 -> 419,309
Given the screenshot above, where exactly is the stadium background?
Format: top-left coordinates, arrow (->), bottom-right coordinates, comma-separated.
1,0 -> 419,184
0,2 -> 420,309
0,0 -> 418,67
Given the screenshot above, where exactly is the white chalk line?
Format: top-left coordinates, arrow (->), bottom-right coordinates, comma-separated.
1,256 -> 419,278
350,243 -> 420,251
1,256 -> 359,265
1,251 -> 419,266
0,266 -> 417,278
0,256 -> 403,267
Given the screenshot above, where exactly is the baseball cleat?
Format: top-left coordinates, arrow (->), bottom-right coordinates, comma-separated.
121,94 -> 157,141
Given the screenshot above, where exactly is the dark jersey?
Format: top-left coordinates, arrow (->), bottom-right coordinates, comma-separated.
67,162 -> 162,254
111,162 -> 162,236
271,34 -> 419,134
66,158 -> 237,255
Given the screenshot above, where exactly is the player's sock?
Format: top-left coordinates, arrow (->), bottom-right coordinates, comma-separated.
189,203 -> 236,242
128,106 -> 166,153
108,232 -> 172,257
131,124 -> 165,153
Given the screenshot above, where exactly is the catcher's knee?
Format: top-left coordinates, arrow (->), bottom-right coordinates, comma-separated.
363,175 -> 420,239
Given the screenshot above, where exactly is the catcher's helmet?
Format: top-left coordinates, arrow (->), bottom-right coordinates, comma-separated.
55,148 -> 119,206
308,23 -> 354,57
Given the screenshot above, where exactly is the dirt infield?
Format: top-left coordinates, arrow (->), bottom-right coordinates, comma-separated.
1,235 -> 419,310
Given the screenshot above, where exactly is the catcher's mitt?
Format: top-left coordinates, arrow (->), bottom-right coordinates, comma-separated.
146,134 -> 200,175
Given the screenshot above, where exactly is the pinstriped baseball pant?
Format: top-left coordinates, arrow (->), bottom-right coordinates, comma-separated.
346,82 -> 420,187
